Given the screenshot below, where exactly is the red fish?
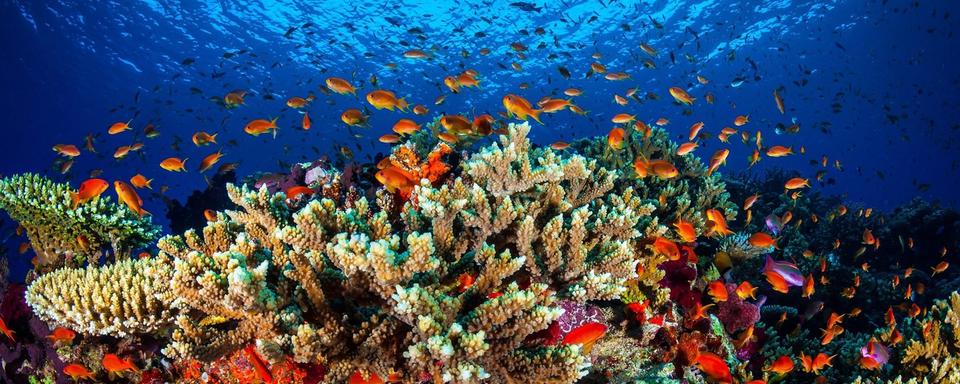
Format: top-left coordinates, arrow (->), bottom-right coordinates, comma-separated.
71,178 -> 109,209
696,352 -> 733,383
766,355 -> 794,375
561,322 -> 607,353
46,327 -> 76,344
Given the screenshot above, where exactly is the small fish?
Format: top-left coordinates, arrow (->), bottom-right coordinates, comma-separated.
114,180 -> 149,217
102,353 -> 138,377
668,87 -> 695,105
766,355 -> 794,375
696,352 -> 733,384
63,364 -> 95,381
560,322 -> 607,353
108,120 -> 132,134
71,178 -> 109,209
707,280 -> 728,302
160,157 -> 188,172
46,327 -> 76,344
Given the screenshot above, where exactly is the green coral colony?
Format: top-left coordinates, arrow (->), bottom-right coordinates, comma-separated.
1,122 -> 958,383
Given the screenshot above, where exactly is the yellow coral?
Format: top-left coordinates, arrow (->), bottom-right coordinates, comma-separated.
25,258 -> 175,336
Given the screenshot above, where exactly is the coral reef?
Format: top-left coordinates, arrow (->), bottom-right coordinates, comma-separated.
0,174 -> 159,269
149,123 -> 659,383
25,258 -> 176,336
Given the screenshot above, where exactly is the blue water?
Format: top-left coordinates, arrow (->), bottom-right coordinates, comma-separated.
1,0 -> 958,229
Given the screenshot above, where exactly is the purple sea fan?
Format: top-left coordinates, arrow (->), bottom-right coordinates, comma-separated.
715,283 -> 760,333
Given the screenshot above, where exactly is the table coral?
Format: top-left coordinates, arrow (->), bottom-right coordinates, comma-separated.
0,174 -> 159,268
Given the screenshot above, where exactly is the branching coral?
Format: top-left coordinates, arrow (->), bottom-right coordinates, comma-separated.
24,258 -> 176,336
574,126 -> 737,234
0,174 -> 160,267
899,291 -> 960,382
147,123 -> 662,383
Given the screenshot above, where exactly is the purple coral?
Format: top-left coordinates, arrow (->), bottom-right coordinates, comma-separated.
556,300 -> 605,335
659,260 -> 699,310
715,283 -> 760,333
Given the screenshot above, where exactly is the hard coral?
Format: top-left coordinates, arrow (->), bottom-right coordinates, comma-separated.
0,174 -> 159,268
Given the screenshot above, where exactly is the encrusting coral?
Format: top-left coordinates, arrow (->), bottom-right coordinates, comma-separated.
24,258 -> 176,336
145,123 -> 663,383
0,173 -> 160,268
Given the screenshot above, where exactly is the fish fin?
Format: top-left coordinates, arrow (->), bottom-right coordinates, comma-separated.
530,109 -> 543,124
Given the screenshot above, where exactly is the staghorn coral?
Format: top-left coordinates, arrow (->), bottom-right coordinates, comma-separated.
573,126 -> 737,235
0,174 -> 160,268
149,123 -> 661,383
24,258 -> 176,337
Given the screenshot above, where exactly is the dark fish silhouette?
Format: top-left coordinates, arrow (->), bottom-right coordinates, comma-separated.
509,2 -> 541,12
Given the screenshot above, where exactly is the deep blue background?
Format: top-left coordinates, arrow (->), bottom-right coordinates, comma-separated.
0,0 -> 958,276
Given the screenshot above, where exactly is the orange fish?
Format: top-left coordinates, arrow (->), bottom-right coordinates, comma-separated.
611,113 -> 635,124
160,157 -> 188,172
784,177 -> 809,190
652,237 -> 680,260
71,178 -> 109,209
766,355 -> 794,375
502,94 -> 542,123
696,352 -> 733,384
63,364 -> 95,381
376,167 -> 417,200
46,327 -> 76,344
733,115 -> 750,126
379,134 -> 401,144
800,352 -> 833,374
245,117 -> 279,137
773,89 -> 786,114
736,281 -> 758,300
302,113 -> 311,130
325,77 -> 357,96
113,145 -> 131,159
705,209 -> 734,237
561,322 -> 607,353
198,150 -> 223,173
673,220 -> 697,242
203,209 -> 216,221
129,174 -> 153,189
802,274 -> 816,298
114,180 -> 149,217
102,353 -> 138,377
550,141 -> 570,150
688,121 -> 705,141
743,194 -> 759,210
690,302 -> 714,320
648,160 -> 678,179
766,270 -> 790,293
668,87 -> 695,105
677,142 -> 698,156
285,95 -> 314,108
0,318 -> 15,341
285,186 -> 314,201
766,145 -> 793,157
749,232 -> 777,248
341,109 -> 369,127
457,272 -> 475,293
413,104 -> 428,115
108,120 -> 132,134
932,261 -> 949,275
707,149 -> 730,175
607,127 -> 626,150
366,89 -> 409,111
53,144 -> 81,157
191,131 -> 218,146
392,119 -> 421,135
224,90 -> 247,107
707,280 -> 728,302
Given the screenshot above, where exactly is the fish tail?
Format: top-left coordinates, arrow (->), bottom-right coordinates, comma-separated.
71,192 -> 80,210
398,98 -> 409,112
530,109 -> 543,124
210,133 -> 218,143
138,207 -> 151,217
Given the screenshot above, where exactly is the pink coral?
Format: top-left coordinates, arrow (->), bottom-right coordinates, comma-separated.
715,283 -> 760,333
